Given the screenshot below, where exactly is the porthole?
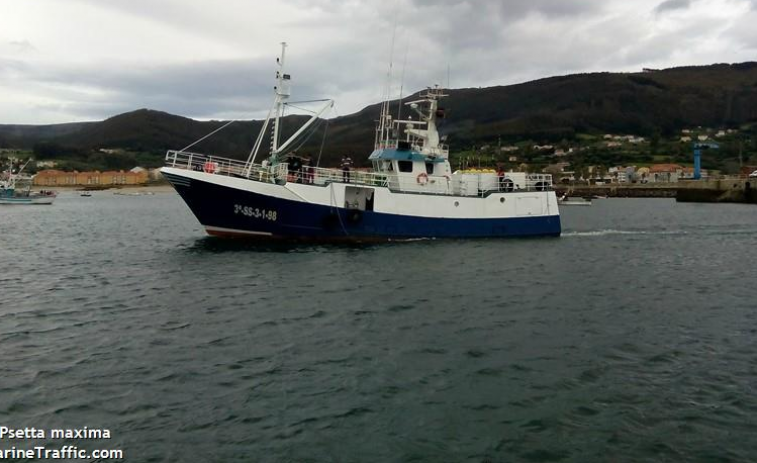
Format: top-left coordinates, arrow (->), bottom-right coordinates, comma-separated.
454,201 -> 460,207
500,197 -> 505,203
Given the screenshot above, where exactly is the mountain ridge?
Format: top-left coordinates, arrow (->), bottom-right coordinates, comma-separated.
2,62 -> 756,168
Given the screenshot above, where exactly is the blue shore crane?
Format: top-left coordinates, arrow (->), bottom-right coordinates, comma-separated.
693,142 -> 719,180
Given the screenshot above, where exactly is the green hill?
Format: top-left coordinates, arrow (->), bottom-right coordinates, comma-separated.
2,62 -> 756,169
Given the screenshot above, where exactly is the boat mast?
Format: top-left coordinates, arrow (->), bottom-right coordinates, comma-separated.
247,43 -> 290,170
246,43 -> 333,173
375,21 -> 398,151
401,86 -> 448,158
271,42 -> 289,159
2,158 -> 30,191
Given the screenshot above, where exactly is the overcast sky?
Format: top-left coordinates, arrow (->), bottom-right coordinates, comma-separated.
1,0 -> 756,124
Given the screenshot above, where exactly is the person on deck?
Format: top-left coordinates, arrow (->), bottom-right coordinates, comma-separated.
290,156 -> 302,183
341,155 -> 353,183
497,165 -> 506,191
303,156 -> 314,184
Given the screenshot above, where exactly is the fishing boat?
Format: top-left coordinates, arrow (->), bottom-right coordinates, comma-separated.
558,194 -> 592,206
0,160 -> 57,205
161,44 -> 561,240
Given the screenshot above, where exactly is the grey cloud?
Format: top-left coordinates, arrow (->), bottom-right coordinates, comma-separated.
0,58 -> 27,73
722,7 -> 757,50
0,58 -> 32,85
8,40 -> 36,53
411,0 -> 604,19
1,51 -> 372,121
654,0 -> 691,14
2,0 -> 754,124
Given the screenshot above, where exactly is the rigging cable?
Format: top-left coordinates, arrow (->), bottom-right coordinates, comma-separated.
316,120 -> 330,168
281,118 -> 326,156
179,119 -> 236,153
397,43 -> 409,121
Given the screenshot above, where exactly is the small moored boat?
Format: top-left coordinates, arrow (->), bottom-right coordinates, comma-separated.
558,194 -> 592,206
0,160 -> 57,205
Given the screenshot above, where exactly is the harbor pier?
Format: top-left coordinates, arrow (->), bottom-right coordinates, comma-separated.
555,177 -> 757,204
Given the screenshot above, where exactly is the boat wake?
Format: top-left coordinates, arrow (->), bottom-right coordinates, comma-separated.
562,229 -> 687,237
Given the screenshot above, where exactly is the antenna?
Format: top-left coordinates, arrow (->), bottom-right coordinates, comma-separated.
444,36 -> 451,90
375,0 -> 401,150
271,41 -> 288,156
397,44 -> 409,121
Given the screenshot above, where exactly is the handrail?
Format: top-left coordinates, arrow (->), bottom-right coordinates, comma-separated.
163,150 -> 553,196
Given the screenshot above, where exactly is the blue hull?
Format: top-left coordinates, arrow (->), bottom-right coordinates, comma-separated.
165,173 -> 561,240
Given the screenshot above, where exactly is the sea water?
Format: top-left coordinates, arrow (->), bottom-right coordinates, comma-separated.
2,192 -> 757,462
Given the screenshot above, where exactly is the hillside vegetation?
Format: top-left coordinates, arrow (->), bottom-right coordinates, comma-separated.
1,62 -> 756,171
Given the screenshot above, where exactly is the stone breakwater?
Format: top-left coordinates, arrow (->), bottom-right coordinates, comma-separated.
555,184 -> 677,198
675,178 -> 757,203
556,178 -> 757,203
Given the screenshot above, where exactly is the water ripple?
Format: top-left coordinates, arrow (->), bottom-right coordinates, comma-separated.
1,195 -> 756,461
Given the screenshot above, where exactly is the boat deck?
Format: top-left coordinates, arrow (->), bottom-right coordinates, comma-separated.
164,150 -> 554,197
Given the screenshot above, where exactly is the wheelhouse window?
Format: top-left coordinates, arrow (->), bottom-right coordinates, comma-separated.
398,161 -> 413,173
425,162 -> 434,174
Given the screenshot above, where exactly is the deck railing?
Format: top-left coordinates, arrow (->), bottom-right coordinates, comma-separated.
164,150 -> 553,196
164,150 -> 271,180
289,165 -> 389,188
164,150 -> 390,187
524,174 -> 554,191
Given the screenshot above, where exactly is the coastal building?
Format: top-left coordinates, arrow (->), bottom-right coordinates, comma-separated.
636,167 -> 650,183
33,169 -> 149,186
680,167 -> 709,180
543,162 -> 574,183
36,160 -> 58,168
553,148 -> 574,157
740,166 -> 757,176
609,166 -> 636,183
648,164 -> 684,183
604,135 -> 645,144
543,162 -> 571,173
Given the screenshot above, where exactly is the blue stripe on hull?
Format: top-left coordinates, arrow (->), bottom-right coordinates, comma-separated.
166,174 -> 561,240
